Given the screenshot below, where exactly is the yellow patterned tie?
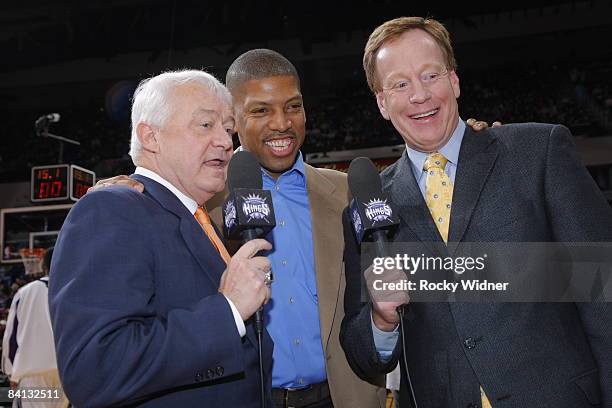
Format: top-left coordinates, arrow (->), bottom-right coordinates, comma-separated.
424,152 -> 453,243
481,387 -> 492,408
424,153 -> 493,407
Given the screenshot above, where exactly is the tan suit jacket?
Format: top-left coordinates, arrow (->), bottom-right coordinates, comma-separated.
208,163 -> 386,408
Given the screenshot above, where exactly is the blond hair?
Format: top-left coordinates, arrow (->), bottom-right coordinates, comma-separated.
363,16 -> 457,93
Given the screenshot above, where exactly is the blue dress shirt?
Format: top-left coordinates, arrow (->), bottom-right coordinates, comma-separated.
373,118 -> 466,359
261,152 -> 327,388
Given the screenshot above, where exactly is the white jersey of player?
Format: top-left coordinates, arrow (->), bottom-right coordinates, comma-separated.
2,277 -> 57,381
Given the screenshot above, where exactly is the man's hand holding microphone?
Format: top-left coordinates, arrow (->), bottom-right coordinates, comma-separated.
363,262 -> 410,332
347,157 -> 409,332
219,238 -> 272,321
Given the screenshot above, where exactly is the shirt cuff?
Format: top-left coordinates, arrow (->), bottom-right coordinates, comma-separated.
223,295 -> 246,337
371,311 -> 399,362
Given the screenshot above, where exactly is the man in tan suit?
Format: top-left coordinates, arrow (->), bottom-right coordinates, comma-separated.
209,49 -> 386,408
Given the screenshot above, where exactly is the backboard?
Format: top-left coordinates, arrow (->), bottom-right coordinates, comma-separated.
1,204 -> 72,264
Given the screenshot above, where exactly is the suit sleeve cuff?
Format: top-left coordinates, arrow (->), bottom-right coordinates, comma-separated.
371,311 -> 399,362
223,295 -> 246,337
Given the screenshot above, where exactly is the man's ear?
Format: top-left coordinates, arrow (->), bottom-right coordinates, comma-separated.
449,70 -> 460,99
136,123 -> 160,153
375,92 -> 391,120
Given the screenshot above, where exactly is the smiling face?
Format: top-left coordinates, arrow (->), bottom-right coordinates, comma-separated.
144,82 -> 234,204
232,75 -> 306,178
374,29 -> 460,153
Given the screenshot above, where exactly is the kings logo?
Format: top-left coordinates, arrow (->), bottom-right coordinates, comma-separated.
351,207 -> 363,236
364,198 -> 392,223
224,200 -> 237,229
242,193 -> 270,222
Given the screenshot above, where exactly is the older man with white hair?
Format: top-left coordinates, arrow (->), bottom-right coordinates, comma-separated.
49,69 -> 274,407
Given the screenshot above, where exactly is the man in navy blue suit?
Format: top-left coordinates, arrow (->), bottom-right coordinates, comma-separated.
49,70 -> 274,407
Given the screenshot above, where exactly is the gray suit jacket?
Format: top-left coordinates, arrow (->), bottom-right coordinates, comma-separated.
340,123 -> 612,407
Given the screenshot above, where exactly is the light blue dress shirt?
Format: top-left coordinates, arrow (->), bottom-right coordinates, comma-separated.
261,152 -> 327,388
372,118 -> 466,360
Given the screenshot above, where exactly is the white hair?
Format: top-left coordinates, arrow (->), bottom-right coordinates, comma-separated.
128,69 -> 232,164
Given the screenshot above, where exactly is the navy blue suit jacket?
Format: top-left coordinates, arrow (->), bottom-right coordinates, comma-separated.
341,124 -> 612,407
49,174 -> 273,407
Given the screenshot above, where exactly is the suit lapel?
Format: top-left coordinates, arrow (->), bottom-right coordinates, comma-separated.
131,174 -> 227,287
386,152 -> 446,256
134,175 -> 265,347
447,128 -> 499,254
305,164 -> 346,351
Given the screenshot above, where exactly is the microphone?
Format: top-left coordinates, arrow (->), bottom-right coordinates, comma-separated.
348,157 -> 418,407
223,150 -> 276,242
35,113 -> 61,124
35,113 -> 61,136
347,157 -> 399,255
223,150 -> 275,408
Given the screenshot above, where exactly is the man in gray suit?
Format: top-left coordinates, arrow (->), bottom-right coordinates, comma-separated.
340,16 -> 612,407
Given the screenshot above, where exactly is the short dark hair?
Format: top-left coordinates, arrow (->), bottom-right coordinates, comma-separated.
43,247 -> 54,274
225,49 -> 300,94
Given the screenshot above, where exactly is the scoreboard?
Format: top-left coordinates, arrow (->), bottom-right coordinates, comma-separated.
31,164 -> 96,202
31,164 -> 68,201
71,165 -> 96,200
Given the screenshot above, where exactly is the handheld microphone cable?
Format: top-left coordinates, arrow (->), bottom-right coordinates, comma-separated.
397,306 -> 418,408
241,228 -> 266,408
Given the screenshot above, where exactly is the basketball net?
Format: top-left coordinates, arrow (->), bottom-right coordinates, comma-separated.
19,248 -> 45,276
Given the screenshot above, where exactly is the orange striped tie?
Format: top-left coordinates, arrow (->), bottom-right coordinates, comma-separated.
194,207 -> 231,264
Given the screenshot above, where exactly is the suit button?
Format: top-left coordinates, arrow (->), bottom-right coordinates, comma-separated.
206,369 -> 215,379
464,337 -> 476,349
194,371 -> 204,382
466,404 -> 479,408
216,366 -> 224,376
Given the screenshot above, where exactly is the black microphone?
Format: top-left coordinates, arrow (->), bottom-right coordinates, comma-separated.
222,150 -> 276,329
347,157 -> 399,255
223,150 -> 275,408
223,150 -> 276,242
348,157 -> 418,408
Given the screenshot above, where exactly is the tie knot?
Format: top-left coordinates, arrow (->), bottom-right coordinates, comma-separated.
424,152 -> 448,171
195,207 -> 212,225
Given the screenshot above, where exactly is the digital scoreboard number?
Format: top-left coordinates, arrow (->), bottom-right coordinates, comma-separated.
31,164 -> 96,203
31,165 -> 69,202
70,165 -> 96,201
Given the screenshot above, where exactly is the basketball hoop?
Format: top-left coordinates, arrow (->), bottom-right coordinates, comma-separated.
19,248 -> 45,276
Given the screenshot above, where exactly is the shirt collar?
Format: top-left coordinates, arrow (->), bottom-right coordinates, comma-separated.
135,167 -> 199,215
235,145 -> 306,180
258,154 -> 306,185
405,117 -> 466,175
279,151 -> 306,177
